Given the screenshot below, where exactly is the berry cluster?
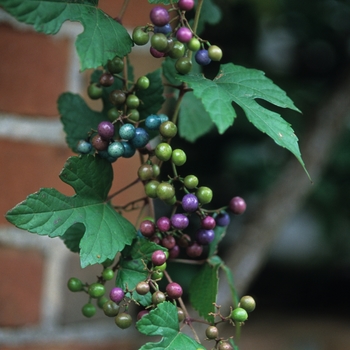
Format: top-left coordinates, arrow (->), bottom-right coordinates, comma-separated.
132,1 -> 223,74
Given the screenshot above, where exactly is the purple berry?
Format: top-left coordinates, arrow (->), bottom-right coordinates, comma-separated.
186,242 -> 203,258
152,250 -> 167,266
215,212 -> 230,227
182,193 -> 199,212
195,49 -> 211,66
98,121 -> 115,140
201,216 -> 216,230
171,213 -> 189,230
150,6 -> 170,26
169,245 -> 180,259
195,228 -> 215,245
166,282 -> 183,299
176,27 -> 192,43
156,216 -> 171,232
137,310 -> 149,320
150,47 -> 165,58
109,287 -> 125,303
229,196 -> 247,215
178,0 -> 195,11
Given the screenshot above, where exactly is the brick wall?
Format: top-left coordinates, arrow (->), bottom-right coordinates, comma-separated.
0,2 -> 157,349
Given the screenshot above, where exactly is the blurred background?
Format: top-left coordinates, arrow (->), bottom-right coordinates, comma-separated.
0,0 -> 350,349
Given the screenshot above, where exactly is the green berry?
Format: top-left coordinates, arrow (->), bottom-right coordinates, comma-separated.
152,291 -> 166,305
231,307 -> 248,322
156,182 -> 175,200
87,83 -> 103,100
115,313 -> 133,329
126,94 -> 140,109
82,303 -> 96,318
107,55 -> 124,74
67,277 -> 84,292
239,295 -> 256,313
97,295 -> 109,309
88,283 -> 106,298
151,33 -> 168,52
205,325 -> 219,339
208,45 -> 223,61
171,149 -> 187,166
103,300 -> 120,317
177,307 -> 185,322
144,180 -> 160,198
127,109 -> 140,122
159,121 -> 177,139
155,142 -> 173,161
102,258 -> 114,267
102,267 -> 114,281
107,107 -> 119,122
196,186 -> 213,204
136,76 -> 150,90
187,37 -> 201,51
168,41 -> 186,59
184,175 -> 199,189
175,57 -> 192,74
132,26 -> 149,45
138,164 -> 154,181
151,270 -> 164,280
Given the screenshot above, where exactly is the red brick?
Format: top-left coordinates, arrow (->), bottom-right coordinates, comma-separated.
0,24 -> 70,116
0,245 -> 44,326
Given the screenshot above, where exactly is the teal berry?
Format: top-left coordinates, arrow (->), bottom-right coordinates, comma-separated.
119,123 -> 136,140
77,140 -> 92,154
121,141 -> 136,158
108,141 -> 125,158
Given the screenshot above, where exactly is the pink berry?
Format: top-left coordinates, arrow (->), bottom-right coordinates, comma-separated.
166,282 -> 183,299
229,196 -> 247,215
178,0 -> 195,11
156,216 -> 171,232
150,6 -> 170,27
201,215 -> 216,230
109,287 -> 125,303
152,250 -> 167,266
176,27 -> 192,43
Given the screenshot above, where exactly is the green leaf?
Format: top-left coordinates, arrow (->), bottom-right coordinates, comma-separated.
221,264 -> 239,309
178,63 -> 309,176
58,92 -> 106,153
136,69 -> 165,120
179,91 -> 214,142
0,0 -> 133,70
195,0 -> 222,34
189,256 -> 223,323
60,222 -> 85,253
116,237 -> 167,306
137,301 -> 204,350
208,224 -> 227,257
6,155 -> 136,268
148,0 -> 178,4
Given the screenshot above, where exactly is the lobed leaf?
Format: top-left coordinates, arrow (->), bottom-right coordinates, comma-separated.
6,155 -> 136,268
137,301 -> 204,349
0,0 -> 133,70
178,63 -> 310,177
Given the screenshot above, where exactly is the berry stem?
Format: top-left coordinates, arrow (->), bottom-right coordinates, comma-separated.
163,270 -> 202,344
106,177 -> 140,201
116,0 -> 130,24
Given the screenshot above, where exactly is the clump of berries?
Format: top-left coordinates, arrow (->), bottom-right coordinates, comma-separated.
131,1 -> 223,75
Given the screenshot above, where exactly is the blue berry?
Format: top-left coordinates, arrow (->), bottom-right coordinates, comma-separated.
215,212 -> 230,227
98,150 -> 118,163
108,141 -> 125,158
119,123 -> 136,140
121,141 -> 136,158
181,193 -> 199,212
77,140 -> 92,154
130,128 -> 150,148
154,24 -> 172,35
195,49 -> 211,66
145,114 -> 162,130
195,229 -> 215,245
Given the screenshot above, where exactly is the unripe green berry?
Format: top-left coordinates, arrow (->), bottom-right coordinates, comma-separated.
231,307 -> 248,322
239,295 -> 256,313
196,186 -> 213,204
102,267 -> 114,281
67,277 -> 84,292
82,303 -> 96,318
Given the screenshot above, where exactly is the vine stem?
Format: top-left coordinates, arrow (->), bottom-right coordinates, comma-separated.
106,177 -> 140,201
115,0 -> 130,24
163,270 -> 202,344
